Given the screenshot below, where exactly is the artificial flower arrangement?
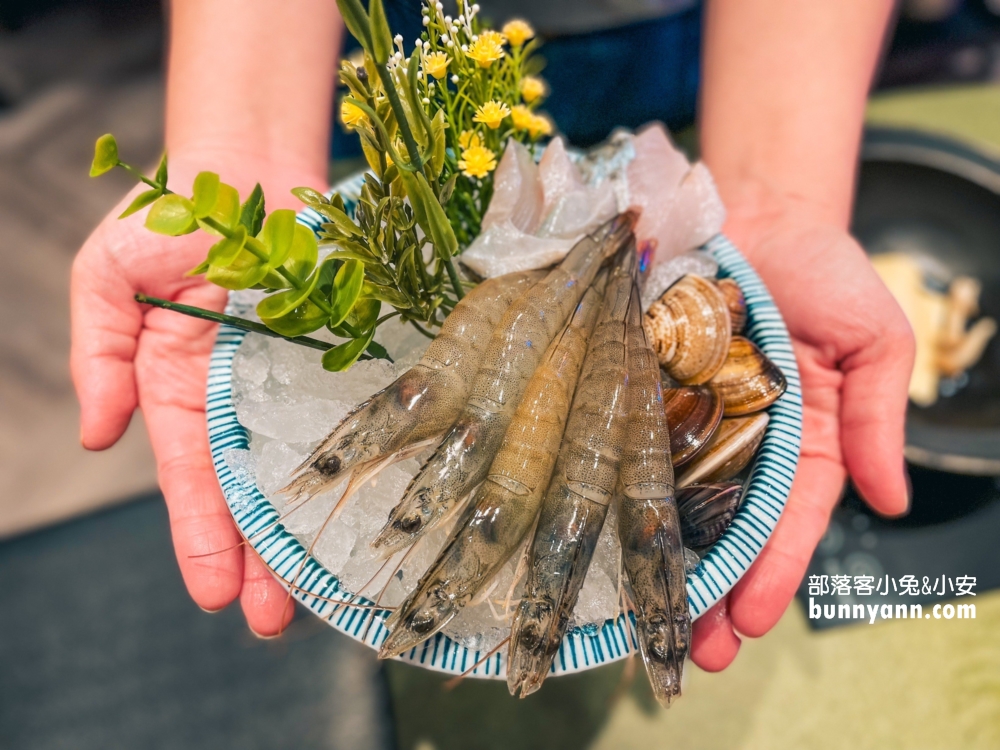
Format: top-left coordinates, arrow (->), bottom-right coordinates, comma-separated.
91,0 -> 548,371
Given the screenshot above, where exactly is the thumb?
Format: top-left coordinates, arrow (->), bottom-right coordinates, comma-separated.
70,221 -> 143,450
839,309 -> 914,517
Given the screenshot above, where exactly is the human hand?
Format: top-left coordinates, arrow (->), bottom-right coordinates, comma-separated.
71,152 -> 326,636
689,201 -> 914,670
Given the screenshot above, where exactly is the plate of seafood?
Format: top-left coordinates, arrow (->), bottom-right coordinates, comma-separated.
208,125 -> 802,705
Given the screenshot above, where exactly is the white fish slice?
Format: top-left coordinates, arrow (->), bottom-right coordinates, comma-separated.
625,123 -> 726,266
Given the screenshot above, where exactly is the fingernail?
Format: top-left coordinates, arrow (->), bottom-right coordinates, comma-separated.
249,626 -> 281,640
198,605 -> 224,614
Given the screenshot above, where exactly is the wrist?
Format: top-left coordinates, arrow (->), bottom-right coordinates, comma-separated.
718,175 -> 847,259
163,144 -> 328,212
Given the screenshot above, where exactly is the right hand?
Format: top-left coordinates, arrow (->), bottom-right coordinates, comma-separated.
71,151 -> 327,636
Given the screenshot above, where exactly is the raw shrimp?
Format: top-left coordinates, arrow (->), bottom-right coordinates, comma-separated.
378,276 -> 608,658
614,283 -> 690,708
371,212 -> 637,555
282,270 -> 543,503
507,248 -> 635,698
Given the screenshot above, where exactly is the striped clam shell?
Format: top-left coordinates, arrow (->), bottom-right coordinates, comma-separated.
644,275 -> 732,385
663,385 -> 724,466
677,413 -> 770,488
710,336 -> 788,417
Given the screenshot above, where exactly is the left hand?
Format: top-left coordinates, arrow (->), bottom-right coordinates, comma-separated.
689,203 -> 914,671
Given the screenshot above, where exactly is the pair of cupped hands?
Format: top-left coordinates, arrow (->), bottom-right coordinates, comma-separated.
71,151 -> 914,669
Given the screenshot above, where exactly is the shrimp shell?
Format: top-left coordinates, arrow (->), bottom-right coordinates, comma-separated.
281,270 -> 543,502
507,248 -> 635,698
372,213 -> 637,555
377,277 -> 608,658
615,282 -> 690,708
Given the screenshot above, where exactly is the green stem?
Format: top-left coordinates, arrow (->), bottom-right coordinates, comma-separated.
444,256 -> 465,300
409,320 -> 435,339
119,162 -> 161,191
375,64 -> 423,170
135,293 -> 337,353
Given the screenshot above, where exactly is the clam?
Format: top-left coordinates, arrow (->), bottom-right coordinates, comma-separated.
677,482 -> 742,548
663,386 -> 723,466
676,413 -> 769,488
716,278 -> 747,334
710,336 -> 787,417
644,275 -> 732,384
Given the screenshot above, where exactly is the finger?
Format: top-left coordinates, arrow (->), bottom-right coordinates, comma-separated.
146,400 -> 245,612
241,548 -> 296,637
728,451 -> 845,638
70,226 -> 143,450
690,597 -> 741,672
839,315 -> 914,517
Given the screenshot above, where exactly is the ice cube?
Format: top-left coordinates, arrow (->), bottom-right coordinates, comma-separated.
255,440 -> 311,497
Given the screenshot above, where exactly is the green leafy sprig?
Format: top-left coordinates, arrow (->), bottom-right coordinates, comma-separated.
91,134 -> 391,371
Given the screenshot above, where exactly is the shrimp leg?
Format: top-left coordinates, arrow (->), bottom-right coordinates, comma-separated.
372,212 -> 637,555
614,282 -> 690,708
282,269 -> 543,502
377,276 -> 608,658
507,247 -> 636,698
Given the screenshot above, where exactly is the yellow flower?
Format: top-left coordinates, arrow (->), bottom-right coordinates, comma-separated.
511,105 -> 552,138
510,104 -> 534,132
340,100 -> 366,129
479,29 -> 507,47
458,144 -> 497,178
519,75 -> 547,103
502,19 -> 534,47
527,113 -> 552,138
473,100 -> 511,130
459,130 -> 482,149
422,51 -> 451,80
467,35 -> 505,68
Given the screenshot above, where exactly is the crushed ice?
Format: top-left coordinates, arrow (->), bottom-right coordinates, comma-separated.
229,306 -> 627,652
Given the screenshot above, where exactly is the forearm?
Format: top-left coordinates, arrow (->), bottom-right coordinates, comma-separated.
700,0 -> 895,235
165,0 -> 343,188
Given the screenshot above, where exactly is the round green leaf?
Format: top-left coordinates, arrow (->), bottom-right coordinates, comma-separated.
322,328 -> 375,372
261,299 -> 328,337
256,269 -> 321,320
90,134 -> 119,177
345,297 -> 380,332
197,183 -> 240,235
282,224 -> 319,280
328,259 -> 365,327
205,249 -> 269,290
145,194 -> 197,236
258,209 -> 297,267
257,269 -> 290,290
192,171 -> 221,219
206,225 -> 248,267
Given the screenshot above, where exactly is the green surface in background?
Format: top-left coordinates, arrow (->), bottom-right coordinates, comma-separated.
387,593 -> 1000,750
866,83 -> 1000,155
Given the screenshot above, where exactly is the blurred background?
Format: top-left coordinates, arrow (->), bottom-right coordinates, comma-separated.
2,0 -> 1000,748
